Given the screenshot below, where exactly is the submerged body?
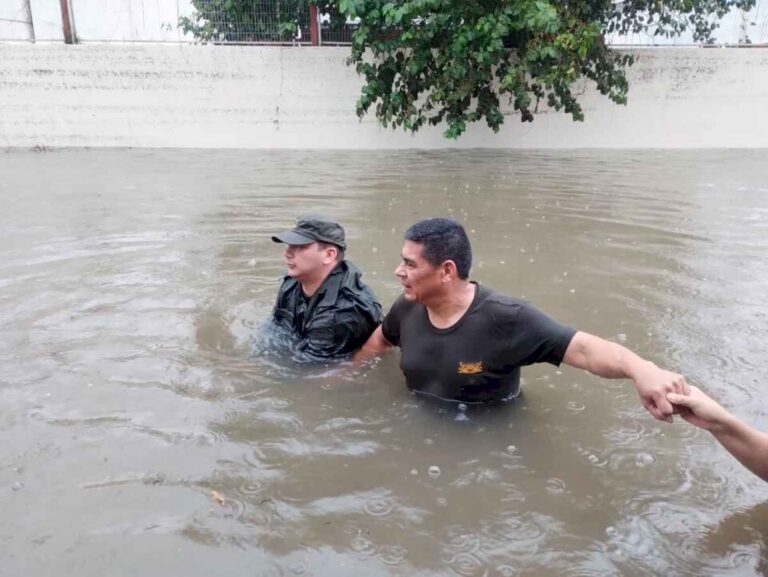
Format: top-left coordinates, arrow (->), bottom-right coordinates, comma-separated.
273,259 -> 381,359
382,283 -> 574,403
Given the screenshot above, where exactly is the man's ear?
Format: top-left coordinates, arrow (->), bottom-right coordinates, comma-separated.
440,260 -> 458,282
323,245 -> 338,265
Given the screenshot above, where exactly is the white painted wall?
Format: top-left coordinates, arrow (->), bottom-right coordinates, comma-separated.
0,0 -> 194,42
1,44 -> 767,149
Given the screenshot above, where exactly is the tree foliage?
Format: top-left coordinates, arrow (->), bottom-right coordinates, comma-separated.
337,0 -> 755,138
180,0 -> 755,138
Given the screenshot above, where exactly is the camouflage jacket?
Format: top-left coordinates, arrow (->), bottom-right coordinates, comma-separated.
272,260 -> 382,359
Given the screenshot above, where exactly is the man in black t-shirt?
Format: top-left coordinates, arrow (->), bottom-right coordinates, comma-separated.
355,217 -> 690,419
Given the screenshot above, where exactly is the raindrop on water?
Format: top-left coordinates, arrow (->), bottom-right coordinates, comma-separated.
635,453 -> 654,467
545,477 -> 566,495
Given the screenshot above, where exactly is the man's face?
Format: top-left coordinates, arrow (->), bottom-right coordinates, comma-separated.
284,242 -> 328,281
395,240 -> 443,302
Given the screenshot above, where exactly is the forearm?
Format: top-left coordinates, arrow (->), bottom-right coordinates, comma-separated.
564,331 -> 688,421
352,326 -> 392,364
710,415 -> 768,482
565,332 -> 655,380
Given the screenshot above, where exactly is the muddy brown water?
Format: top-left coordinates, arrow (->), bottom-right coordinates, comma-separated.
1,149 -> 767,576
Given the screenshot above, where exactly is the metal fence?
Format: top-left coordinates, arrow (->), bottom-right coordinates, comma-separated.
0,0 -> 359,44
178,0 -> 312,44
1,0 -> 767,45
177,0 -> 358,45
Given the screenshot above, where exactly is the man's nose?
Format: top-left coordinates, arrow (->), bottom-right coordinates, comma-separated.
394,263 -> 405,277
284,245 -> 294,258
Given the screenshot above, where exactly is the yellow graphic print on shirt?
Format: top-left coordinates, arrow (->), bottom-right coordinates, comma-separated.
457,361 -> 483,375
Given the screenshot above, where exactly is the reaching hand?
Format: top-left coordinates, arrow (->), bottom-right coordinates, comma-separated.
667,385 -> 731,431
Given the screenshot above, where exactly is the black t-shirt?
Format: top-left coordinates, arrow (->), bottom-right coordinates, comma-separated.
381,283 -> 577,403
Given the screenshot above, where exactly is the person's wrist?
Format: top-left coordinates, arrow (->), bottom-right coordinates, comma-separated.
709,410 -> 737,435
629,359 -> 658,386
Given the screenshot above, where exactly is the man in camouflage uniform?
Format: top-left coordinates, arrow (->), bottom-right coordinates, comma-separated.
271,215 -> 382,359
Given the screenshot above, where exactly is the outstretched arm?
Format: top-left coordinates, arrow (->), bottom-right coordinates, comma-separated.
668,386 -> 768,482
562,331 -> 689,422
352,325 -> 393,364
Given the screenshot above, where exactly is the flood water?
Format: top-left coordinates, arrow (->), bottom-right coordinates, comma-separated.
1,148 -> 767,576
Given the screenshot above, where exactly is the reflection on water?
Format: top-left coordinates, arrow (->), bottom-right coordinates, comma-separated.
1,149 -> 767,576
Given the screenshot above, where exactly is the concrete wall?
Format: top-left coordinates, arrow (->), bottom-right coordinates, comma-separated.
1,43 -> 767,149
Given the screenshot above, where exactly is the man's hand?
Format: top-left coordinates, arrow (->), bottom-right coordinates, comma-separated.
631,364 -> 690,422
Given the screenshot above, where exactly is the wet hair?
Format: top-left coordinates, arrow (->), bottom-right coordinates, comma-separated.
317,241 -> 345,262
404,218 -> 472,279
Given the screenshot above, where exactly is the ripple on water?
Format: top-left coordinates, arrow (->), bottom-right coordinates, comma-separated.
237,479 -> 264,496
712,546 -> 766,576
451,467 -> 502,488
449,552 -> 486,577
604,449 -> 666,475
483,515 -> 546,556
678,463 -> 731,503
377,544 -> 408,566
212,492 -> 247,521
605,515 -> 698,576
545,550 -> 625,577
603,421 -> 650,446
545,477 -> 567,496
349,534 -> 377,557
241,407 -> 305,434
635,452 -> 654,467
221,409 -> 240,425
258,437 -> 379,459
313,417 -> 367,432
440,525 -> 481,558
364,493 -> 396,518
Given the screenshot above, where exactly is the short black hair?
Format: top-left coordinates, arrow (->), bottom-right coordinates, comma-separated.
404,218 -> 472,279
317,241 -> 345,262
